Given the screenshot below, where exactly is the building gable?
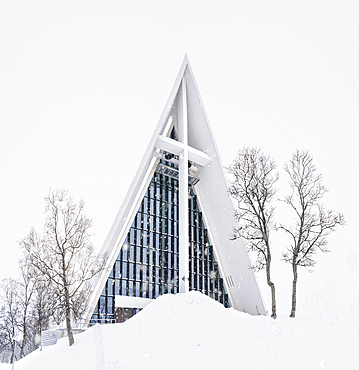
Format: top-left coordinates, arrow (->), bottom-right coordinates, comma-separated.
86,56 -> 266,323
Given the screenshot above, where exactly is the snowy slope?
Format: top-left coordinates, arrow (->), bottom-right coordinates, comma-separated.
7,274 -> 359,370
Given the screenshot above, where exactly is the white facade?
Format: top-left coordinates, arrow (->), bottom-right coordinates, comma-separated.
85,56 -> 266,324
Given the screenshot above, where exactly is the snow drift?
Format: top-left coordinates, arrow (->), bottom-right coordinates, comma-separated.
5,283 -> 359,370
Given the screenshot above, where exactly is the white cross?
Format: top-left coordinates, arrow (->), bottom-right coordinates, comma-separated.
154,80 -> 212,293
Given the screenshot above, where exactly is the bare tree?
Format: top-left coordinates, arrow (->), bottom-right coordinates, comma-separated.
0,266 -> 40,362
0,278 -> 20,363
279,150 -> 345,317
227,147 -> 279,318
17,258 -> 37,358
31,275 -> 56,342
20,189 -> 107,346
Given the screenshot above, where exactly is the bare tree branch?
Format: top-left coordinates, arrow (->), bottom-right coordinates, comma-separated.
227,147 -> 279,318
279,150 -> 345,317
20,189 -> 108,346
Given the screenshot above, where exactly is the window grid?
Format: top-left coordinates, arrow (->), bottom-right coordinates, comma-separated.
91,158 -> 229,324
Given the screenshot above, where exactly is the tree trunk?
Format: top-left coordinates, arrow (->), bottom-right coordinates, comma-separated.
10,328 -> 16,363
64,284 -> 74,346
266,262 -> 276,318
66,304 -> 74,346
19,315 -> 27,358
290,263 -> 298,317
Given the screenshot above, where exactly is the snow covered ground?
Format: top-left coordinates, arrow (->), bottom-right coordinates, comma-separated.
3,256 -> 359,370
1,247 -> 357,370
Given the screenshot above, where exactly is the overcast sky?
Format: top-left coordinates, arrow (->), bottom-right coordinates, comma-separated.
1,1 -> 358,314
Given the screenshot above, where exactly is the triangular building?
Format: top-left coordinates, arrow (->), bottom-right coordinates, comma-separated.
86,56 -> 266,324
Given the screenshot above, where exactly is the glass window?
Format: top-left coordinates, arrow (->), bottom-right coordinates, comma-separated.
142,247 -> 147,265
130,228 -> 135,245
174,190 -> 178,205
148,283 -> 153,299
128,281 -> 133,297
136,264 -> 141,281
99,296 -> 106,315
107,297 -> 113,315
90,171 -> 231,325
129,245 -> 135,262
173,237 -> 178,253
129,262 -> 134,280
121,280 -> 127,296
136,282 -> 140,297
155,284 -> 159,298
136,213 -> 142,229
155,216 -> 160,232
115,279 -> 120,295
155,267 -> 160,284
115,261 -> 121,277
148,265 -> 153,283
122,261 -> 127,279
161,218 -> 167,234
174,205 -> 178,221
174,221 -> 178,237
107,278 -> 114,296
142,265 -> 147,282
148,248 -> 153,266
150,198 -> 154,215
137,230 -> 142,246
143,214 -> 148,230
167,236 -> 172,252
143,197 -> 148,213
155,250 -> 159,267
168,252 -> 172,269
150,183 -> 155,199
161,235 -> 167,250
142,282 -> 148,297
142,231 -> 148,247
155,233 -> 160,249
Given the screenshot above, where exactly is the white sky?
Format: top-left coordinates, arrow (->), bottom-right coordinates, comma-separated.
1,1 -> 358,315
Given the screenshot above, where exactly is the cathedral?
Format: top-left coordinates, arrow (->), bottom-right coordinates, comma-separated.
85,56 -> 266,325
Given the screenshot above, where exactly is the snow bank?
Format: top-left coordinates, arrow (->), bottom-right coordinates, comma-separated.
10,288 -> 359,370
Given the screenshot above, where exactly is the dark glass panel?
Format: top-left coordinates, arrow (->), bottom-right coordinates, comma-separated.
130,228 -> 135,245
128,281 -> 134,297
148,265 -> 153,283
129,262 -> 134,280
99,296 -> 106,315
150,198 -> 155,215
148,283 -> 153,299
143,197 -> 148,213
136,282 -> 140,297
115,279 -> 120,296
129,245 -> 135,262
122,262 -> 127,279
143,214 -> 148,231
107,297 -> 113,314
121,280 -> 127,296
149,183 -> 155,199
91,168 -> 230,325
107,278 -> 114,296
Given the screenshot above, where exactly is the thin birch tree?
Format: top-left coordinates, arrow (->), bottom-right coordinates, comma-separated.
0,278 -> 20,363
20,189 -> 107,346
17,258 -> 37,358
279,150 -> 345,317
227,147 -> 279,318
